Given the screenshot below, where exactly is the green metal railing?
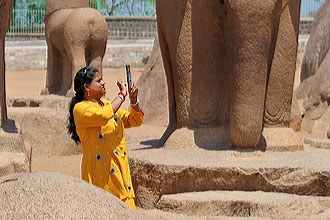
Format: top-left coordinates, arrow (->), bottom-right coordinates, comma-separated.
8,0 -> 156,34
9,8 -> 45,34
90,0 -> 156,16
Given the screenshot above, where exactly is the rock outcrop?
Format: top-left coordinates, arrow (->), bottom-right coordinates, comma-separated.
0,172 -> 142,219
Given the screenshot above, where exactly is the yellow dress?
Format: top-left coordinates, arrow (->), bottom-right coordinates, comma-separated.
73,99 -> 143,210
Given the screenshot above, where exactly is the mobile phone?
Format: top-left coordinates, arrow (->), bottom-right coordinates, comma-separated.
125,65 -> 132,91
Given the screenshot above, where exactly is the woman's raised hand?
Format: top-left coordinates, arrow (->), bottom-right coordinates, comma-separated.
128,82 -> 138,99
116,79 -> 127,97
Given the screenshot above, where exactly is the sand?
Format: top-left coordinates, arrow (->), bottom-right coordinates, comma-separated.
6,67 -> 166,179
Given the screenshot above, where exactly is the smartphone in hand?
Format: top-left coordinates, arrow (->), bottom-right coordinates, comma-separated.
125,65 -> 132,91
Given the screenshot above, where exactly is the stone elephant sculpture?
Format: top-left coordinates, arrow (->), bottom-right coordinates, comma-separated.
156,0 -> 301,148
41,0 -> 108,96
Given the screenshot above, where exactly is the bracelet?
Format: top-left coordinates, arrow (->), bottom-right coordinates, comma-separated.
118,91 -> 126,101
129,97 -> 139,106
118,94 -> 125,101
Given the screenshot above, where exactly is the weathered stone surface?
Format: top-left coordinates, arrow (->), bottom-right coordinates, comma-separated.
302,107 -> 330,137
43,0 -> 108,96
157,191 -> 330,219
295,42 -> 330,138
7,95 -> 71,109
7,95 -> 80,156
8,107 -> 80,156
162,127 -> 231,150
295,0 -> 330,138
0,172 -> 141,219
0,131 -> 30,177
301,135 -> 330,149
137,207 -> 272,220
156,0 -> 301,148
127,135 -> 330,209
137,35 -> 168,127
290,93 -> 302,131
261,128 -> 303,152
300,0 -> 330,82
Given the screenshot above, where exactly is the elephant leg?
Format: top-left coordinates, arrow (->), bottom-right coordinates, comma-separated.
88,56 -> 102,75
158,28 -> 177,146
261,0 -> 303,151
65,46 -> 86,97
0,39 -> 15,132
264,0 -> 301,127
61,54 -> 73,96
41,41 -> 62,95
0,40 -> 7,126
88,44 -> 107,76
227,0 -> 276,147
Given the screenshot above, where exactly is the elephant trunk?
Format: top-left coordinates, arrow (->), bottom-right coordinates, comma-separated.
227,0 -> 276,147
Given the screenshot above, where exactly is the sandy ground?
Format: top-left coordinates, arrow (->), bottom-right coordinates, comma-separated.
6,66 -> 305,179
6,67 -> 166,179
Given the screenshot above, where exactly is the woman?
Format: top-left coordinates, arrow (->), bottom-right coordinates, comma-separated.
67,66 -> 143,210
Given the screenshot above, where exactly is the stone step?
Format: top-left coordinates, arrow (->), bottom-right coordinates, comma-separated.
300,135 -> 330,149
137,207 -> 271,220
156,190 -> 330,219
129,135 -> 330,209
0,132 -> 30,177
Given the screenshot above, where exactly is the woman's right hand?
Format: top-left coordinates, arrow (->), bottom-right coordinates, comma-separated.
116,79 -> 127,97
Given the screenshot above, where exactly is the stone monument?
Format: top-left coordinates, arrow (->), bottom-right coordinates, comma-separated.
155,0 -> 302,150
300,0 -> 330,82
0,0 -> 30,176
295,0 -> 330,139
0,0 -> 13,131
41,0 -> 108,96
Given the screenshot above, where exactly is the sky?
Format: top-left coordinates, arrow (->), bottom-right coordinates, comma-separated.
301,0 -> 325,17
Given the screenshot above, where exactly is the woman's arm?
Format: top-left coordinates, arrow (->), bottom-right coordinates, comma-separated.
111,79 -> 127,113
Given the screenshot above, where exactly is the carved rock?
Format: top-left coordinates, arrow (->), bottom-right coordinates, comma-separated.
156,0 -> 301,149
300,0 -> 330,82
43,0 -> 108,96
137,34 -> 168,127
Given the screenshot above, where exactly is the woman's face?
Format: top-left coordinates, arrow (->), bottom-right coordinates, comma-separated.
87,72 -> 106,99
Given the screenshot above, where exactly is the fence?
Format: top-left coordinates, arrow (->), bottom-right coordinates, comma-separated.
8,0 -> 155,34
7,0 -> 325,35
9,9 -> 45,34
90,0 -> 156,16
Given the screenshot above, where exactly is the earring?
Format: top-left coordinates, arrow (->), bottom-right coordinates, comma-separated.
88,91 -> 90,97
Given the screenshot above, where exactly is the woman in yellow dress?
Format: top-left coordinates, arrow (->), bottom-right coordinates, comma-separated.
67,66 -> 143,210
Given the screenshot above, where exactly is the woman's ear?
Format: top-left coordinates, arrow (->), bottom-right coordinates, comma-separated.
84,83 -> 90,94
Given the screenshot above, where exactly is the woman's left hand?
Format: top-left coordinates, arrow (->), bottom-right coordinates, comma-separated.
128,82 -> 138,99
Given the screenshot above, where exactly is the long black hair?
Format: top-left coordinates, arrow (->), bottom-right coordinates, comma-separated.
67,66 -> 98,144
